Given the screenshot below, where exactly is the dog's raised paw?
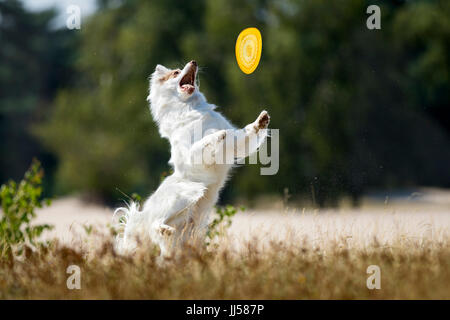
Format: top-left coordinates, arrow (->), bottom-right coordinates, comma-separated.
204,130 -> 226,150
215,129 -> 227,142
255,110 -> 270,131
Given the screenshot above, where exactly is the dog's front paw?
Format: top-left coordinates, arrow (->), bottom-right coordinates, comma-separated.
202,130 -> 227,166
254,110 -> 270,132
213,129 -> 227,143
203,130 -> 226,149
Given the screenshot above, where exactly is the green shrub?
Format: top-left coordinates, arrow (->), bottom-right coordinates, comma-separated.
206,205 -> 244,245
0,160 -> 53,255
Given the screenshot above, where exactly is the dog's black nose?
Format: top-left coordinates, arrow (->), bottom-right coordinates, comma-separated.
190,60 -> 197,66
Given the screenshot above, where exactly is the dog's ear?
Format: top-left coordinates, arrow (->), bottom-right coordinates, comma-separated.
155,64 -> 169,75
151,64 -> 171,84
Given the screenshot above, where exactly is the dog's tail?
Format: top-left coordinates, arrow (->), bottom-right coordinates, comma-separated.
113,201 -> 145,254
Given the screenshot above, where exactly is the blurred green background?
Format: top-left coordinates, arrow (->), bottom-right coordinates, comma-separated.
0,0 -> 449,206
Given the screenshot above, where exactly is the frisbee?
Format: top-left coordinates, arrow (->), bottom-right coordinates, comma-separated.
235,27 -> 262,74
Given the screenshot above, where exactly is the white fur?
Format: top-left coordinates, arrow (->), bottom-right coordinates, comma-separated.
115,61 -> 270,256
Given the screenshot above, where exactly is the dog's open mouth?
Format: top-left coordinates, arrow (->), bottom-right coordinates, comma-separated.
179,65 -> 196,94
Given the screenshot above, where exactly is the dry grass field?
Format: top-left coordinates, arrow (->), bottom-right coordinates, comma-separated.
1,194 -> 449,299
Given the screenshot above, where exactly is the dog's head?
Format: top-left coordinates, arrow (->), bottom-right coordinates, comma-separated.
149,60 -> 198,103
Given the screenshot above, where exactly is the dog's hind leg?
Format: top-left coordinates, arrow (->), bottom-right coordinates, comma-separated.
158,223 -> 175,236
151,221 -> 176,257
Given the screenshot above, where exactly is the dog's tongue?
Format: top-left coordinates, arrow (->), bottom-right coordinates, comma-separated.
182,84 -> 195,94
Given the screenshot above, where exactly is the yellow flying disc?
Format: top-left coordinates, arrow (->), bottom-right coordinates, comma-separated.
235,27 -> 262,74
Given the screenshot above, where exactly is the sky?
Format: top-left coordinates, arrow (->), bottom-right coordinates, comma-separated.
22,0 -> 97,28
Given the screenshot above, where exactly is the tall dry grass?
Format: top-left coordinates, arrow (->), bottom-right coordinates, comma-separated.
1,210 -> 449,299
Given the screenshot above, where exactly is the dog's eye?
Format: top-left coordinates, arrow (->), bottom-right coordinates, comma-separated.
173,70 -> 180,76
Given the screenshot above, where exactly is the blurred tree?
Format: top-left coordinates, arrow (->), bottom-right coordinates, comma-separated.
182,0 -> 450,205
37,0 -> 207,202
0,0 -> 76,195
393,0 -> 450,132
32,0 -> 450,205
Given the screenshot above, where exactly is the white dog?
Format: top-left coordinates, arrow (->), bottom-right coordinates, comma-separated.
115,60 -> 270,256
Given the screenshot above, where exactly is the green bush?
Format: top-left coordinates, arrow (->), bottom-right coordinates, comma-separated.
206,205 -> 244,245
0,160 -> 53,255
